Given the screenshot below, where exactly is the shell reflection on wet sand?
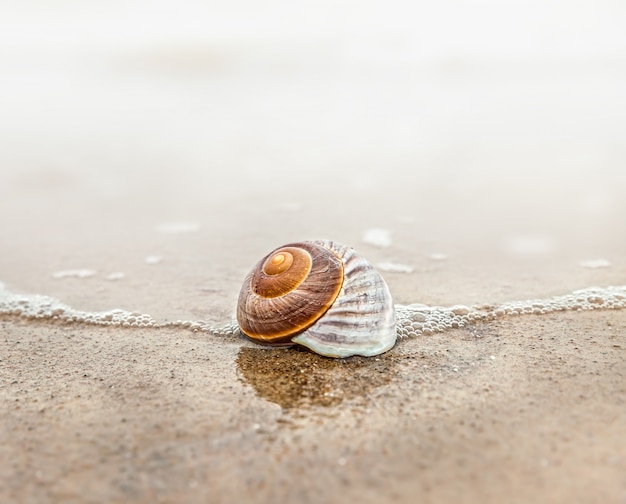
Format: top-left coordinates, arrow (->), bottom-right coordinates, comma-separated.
236,347 -> 398,409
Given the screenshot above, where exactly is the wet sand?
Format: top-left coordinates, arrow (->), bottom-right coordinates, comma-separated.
2,1 -> 626,502
2,311 -> 625,503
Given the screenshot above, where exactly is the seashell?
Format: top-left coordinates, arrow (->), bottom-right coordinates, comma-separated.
237,240 -> 396,358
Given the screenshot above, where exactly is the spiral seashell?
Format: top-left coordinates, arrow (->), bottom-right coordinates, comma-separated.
237,240 -> 396,358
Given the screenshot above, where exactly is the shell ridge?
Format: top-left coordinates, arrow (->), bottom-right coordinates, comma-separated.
291,241 -> 396,357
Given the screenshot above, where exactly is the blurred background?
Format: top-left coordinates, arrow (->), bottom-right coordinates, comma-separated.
1,0 -> 625,317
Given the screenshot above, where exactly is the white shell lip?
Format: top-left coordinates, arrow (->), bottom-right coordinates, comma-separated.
290,240 -> 397,358
291,327 -> 396,358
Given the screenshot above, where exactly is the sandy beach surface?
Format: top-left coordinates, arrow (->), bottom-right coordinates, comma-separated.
2,1 -> 626,502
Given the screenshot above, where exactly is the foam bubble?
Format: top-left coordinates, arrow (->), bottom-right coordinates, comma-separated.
52,269 -> 96,279
145,255 -> 163,265
377,261 -> 414,274
105,272 -> 125,280
362,228 -> 392,248
428,253 -> 447,261
579,259 -> 610,269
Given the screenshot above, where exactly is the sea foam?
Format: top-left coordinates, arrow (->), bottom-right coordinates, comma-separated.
1,281 -> 625,340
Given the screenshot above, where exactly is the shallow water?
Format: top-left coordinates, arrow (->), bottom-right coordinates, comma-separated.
2,1 -> 625,327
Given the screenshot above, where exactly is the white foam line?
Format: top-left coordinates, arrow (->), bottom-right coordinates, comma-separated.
1,283 -> 625,339
395,286 -> 626,338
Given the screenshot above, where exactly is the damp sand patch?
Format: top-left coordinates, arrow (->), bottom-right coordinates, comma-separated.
236,346 -> 400,409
